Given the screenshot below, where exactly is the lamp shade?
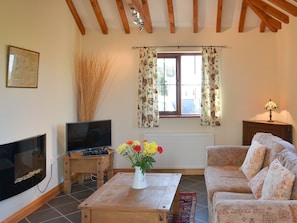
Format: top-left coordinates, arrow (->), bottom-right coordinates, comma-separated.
265,99 -> 277,111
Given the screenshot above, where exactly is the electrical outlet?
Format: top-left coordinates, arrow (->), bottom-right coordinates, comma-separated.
49,158 -> 54,165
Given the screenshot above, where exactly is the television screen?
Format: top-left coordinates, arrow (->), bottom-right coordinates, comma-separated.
66,120 -> 111,152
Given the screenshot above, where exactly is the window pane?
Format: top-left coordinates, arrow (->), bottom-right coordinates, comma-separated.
181,55 -> 201,85
157,58 -> 176,84
181,55 -> 202,115
157,58 -> 166,85
181,85 -> 201,114
157,58 -> 177,112
158,85 -> 176,112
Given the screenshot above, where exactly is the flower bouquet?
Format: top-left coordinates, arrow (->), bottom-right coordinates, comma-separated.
117,140 -> 163,174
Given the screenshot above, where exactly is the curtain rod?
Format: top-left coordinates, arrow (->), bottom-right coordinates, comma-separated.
132,45 -> 228,49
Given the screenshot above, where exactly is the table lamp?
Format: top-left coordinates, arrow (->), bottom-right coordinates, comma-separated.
265,99 -> 277,122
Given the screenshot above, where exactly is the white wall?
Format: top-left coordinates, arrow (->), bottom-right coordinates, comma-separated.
1,1 -> 297,220
80,28 -> 281,168
0,0 -> 79,221
276,17 -> 297,142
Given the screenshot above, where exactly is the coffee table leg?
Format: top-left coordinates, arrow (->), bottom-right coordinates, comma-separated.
81,209 -> 91,223
173,188 -> 180,216
158,212 -> 167,222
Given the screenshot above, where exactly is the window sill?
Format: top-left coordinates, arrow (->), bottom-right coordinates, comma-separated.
160,114 -> 200,118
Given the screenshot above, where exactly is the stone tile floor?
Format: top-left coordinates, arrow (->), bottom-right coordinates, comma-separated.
20,175 -> 208,223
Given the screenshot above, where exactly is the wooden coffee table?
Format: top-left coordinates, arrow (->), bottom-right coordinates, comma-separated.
79,172 -> 182,223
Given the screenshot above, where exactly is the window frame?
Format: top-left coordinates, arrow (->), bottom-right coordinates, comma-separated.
157,52 -> 202,118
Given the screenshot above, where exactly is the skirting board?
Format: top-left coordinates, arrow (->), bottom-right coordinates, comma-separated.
3,168 -> 204,222
2,184 -> 63,223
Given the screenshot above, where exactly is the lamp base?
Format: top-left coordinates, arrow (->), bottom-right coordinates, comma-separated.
268,110 -> 273,122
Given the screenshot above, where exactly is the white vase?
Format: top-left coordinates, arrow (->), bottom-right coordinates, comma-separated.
132,166 -> 147,189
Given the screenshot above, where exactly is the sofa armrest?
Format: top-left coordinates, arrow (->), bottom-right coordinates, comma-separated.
215,199 -> 297,223
207,145 -> 249,166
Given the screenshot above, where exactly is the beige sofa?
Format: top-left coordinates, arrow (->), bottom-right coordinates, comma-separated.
204,132 -> 297,223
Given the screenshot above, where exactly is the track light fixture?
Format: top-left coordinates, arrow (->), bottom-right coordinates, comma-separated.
130,8 -> 144,31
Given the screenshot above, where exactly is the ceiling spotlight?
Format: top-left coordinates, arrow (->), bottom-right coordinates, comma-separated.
138,18 -> 144,25
133,18 -> 139,25
130,7 -> 144,31
131,8 -> 137,16
138,24 -> 144,31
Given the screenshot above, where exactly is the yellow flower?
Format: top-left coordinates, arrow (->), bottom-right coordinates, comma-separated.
116,139 -> 163,173
117,143 -> 127,154
150,142 -> 158,151
143,141 -> 158,155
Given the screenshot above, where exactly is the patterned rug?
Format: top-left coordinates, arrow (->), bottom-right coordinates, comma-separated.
169,192 -> 197,223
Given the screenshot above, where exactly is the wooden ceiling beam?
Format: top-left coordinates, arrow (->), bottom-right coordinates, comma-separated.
216,0 -> 223,32
65,0 -> 85,35
193,0 -> 198,33
167,0 -> 175,33
239,1 -> 248,32
260,21 -> 266,32
268,0 -> 297,16
90,0 -> 108,34
116,0 -> 130,34
249,0 -> 289,23
245,0 -> 279,32
66,0 -> 295,35
141,0 -> 153,33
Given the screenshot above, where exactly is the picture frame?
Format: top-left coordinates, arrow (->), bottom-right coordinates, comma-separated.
6,45 -> 40,88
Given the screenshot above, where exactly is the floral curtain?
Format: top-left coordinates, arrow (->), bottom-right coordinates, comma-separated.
201,47 -> 222,126
137,47 -> 159,128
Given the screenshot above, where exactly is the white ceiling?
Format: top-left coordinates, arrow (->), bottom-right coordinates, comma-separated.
71,0 -> 262,33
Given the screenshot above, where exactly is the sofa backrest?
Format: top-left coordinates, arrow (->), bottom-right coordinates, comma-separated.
277,149 -> 297,200
252,132 -> 296,167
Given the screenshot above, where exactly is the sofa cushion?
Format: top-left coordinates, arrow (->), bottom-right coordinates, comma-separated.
248,166 -> 268,199
252,132 -> 295,167
204,166 -> 251,202
277,149 -> 297,200
213,192 -> 255,223
214,191 -> 255,204
260,159 -> 295,200
240,140 -> 266,180
214,198 -> 297,223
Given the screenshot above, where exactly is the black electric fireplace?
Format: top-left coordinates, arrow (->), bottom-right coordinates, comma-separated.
0,134 -> 46,201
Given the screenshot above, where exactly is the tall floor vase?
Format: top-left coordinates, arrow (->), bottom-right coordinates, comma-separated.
132,166 -> 147,189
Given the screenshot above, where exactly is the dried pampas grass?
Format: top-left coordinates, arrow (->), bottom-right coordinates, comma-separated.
75,53 -> 111,121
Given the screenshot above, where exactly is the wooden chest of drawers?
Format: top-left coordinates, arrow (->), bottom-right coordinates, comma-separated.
242,120 -> 292,145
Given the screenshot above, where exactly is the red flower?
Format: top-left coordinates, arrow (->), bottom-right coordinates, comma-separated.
133,145 -> 142,153
126,140 -> 134,145
157,146 -> 163,154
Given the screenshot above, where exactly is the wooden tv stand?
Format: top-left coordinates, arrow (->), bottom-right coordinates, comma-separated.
63,149 -> 114,194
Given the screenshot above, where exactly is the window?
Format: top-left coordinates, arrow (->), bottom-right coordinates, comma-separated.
157,53 -> 202,117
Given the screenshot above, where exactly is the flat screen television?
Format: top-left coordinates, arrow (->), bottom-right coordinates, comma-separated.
66,120 -> 112,153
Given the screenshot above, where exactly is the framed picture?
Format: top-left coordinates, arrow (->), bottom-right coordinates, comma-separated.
6,45 -> 40,88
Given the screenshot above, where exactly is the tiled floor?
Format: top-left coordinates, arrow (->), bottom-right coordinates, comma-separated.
20,175 -> 208,223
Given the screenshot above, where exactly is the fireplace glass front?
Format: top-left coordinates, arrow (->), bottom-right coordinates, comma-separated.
0,134 -> 46,201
